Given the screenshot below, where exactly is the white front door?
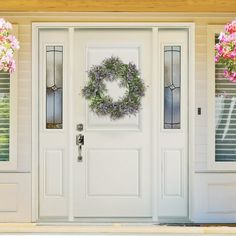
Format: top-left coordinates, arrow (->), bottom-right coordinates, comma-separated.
73,29 -> 152,218
37,25 -> 191,221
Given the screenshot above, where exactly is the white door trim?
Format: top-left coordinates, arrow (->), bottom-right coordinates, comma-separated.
32,22 -> 195,223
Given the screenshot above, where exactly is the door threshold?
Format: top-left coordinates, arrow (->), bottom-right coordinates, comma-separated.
37,217 -> 155,225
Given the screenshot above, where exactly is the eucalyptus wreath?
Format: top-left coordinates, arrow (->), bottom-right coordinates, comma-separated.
82,56 -> 145,120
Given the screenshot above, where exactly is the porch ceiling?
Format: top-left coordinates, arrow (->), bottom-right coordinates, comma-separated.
0,0 -> 236,12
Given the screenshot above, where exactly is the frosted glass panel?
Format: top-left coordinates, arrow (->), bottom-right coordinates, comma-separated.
0,72 -> 10,161
46,46 -> 63,129
164,46 -> 181,129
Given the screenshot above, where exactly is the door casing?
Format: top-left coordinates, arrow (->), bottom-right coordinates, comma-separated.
32,22 -> 195,223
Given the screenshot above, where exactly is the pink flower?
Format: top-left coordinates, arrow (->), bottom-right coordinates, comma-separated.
229,51 -> 236,59
215,43 -> 223,55
0,18 -> 19,73
7,35 -> 20,49
215,55 -> 220,62
225,20 -> 236,34
8,60 -> 16,74
215,19 -> 236,82
224,70 -> 236,82
219,32 -> 227,42
0,18 -> 5,29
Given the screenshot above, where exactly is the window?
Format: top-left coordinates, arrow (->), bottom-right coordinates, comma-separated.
0,24 -> 18,170
207,25 -> 236,170
0,69 -> 17,170
214,34 -> 236,162
0,72 -> 10,161
46,45 -> 63,129
164,46 -> 181,129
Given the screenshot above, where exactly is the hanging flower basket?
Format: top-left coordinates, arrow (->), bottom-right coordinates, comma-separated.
215,19 -> 236,82
0,18 -> 19,73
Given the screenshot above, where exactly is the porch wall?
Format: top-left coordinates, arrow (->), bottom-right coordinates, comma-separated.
0,12 -> 235,222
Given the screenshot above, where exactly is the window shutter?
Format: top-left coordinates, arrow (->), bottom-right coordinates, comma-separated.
0,72 -> 10,161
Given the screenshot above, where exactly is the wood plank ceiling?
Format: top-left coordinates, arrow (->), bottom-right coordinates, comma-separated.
0,0 -> 236,12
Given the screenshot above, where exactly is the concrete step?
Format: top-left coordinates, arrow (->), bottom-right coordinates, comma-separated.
0,223 -> 236,235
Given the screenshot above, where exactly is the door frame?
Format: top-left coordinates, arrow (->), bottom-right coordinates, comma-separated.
32,22 -> 195,223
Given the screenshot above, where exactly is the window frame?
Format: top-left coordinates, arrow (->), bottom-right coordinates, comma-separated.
163,45 -> 182,130
207,24 -> 236,171
0,24 -> 18,170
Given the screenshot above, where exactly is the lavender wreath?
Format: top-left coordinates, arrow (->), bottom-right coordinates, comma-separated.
82,56 -> 145,120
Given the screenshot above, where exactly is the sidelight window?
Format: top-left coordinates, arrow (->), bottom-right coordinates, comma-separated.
164,46 -> 181,129
46,45 -> 63,129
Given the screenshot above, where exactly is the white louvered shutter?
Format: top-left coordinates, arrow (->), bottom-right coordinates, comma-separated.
0,72 -> 10,161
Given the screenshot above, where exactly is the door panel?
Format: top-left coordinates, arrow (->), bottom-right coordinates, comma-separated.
38,29 -> 69,217
158,29 -> 189,219
73,29 -> 152,217
86,149 -> 140,196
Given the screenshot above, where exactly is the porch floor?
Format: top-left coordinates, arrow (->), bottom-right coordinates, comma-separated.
1,223 -> 236,235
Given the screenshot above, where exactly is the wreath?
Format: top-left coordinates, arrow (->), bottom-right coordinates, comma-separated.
82,56 -> 145,120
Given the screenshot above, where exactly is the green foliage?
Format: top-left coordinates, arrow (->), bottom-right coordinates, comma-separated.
82,57 -> 146,120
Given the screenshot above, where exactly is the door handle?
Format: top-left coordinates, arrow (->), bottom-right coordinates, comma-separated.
76,134 -> 84,162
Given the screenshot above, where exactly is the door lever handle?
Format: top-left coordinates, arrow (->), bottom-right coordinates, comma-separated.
76,134 -> 84,162
76,134 -> 84,145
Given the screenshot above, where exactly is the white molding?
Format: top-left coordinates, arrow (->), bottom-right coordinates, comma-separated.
0,24 -> 18,171
31,22 -> 195,223
31,24 -> 39,222
188,23 -> 195,221
68,27 -> 74,221
32,22 -> 195,29
151,27 -> 159,222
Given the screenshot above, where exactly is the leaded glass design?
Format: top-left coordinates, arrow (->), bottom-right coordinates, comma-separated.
214,34 -> 236,162
164,46 -> 181,129
46,46 -> 63,129
0,72 -> 10,161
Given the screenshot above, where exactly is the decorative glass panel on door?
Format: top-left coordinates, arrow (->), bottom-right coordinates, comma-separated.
46,46 -> 63,129
214,34 -> 236,162
164,46 -> 181,129
0,72 -> 10,161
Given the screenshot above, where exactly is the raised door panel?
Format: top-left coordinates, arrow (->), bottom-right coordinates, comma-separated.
86,149 -> 140,197
0,173 -> 31,222
193,173 -> 236,223
44,149 -> 63,197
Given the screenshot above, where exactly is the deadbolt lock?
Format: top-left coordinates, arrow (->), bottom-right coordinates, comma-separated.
77,123 -> 84,132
